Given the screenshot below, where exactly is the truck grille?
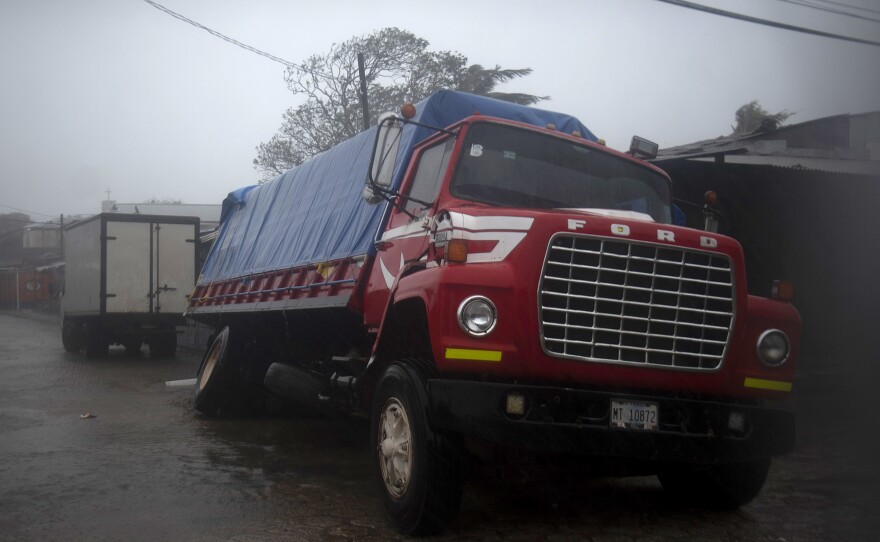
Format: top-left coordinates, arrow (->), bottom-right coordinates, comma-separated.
539,234 -> 735,371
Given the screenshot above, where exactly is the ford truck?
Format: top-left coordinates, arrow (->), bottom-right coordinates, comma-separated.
187,90 -> 800,534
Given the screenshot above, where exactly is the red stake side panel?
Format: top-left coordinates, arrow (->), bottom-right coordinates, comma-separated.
186,255 -> 373,316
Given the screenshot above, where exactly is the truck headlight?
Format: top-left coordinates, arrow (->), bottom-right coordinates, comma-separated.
756,329 -> 790,367
458,296 -> 497,337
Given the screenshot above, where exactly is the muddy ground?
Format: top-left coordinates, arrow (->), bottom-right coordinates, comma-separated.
0,312 -> 876,541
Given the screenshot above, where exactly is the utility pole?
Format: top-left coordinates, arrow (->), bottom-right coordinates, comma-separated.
357,52 -> 370,131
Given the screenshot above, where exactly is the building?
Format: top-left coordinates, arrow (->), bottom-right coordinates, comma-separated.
0,216 -> 77,310
654,111 -> 880,380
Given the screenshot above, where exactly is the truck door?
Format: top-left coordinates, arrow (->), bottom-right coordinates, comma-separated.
152,223 -> 195,314
365,136 -> 455,323
104,221 -> 152,313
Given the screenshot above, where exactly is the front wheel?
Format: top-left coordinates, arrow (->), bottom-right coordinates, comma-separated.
370,362 -> 463,535
658,458 -> 771,510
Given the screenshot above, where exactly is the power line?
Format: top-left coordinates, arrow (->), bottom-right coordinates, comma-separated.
811,0 -> 880,17
775,0 -> 880,24
0,203 -> 56,218
140,0 -> 334,78
654,0 -> 880,47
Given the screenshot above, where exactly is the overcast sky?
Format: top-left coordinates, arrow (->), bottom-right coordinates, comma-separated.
2,0 -> 878,220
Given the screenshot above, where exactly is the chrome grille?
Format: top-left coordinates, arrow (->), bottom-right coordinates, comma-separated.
539,234 -> 735,371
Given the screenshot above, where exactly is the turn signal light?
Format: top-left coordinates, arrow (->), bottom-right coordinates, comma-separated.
704,190 -> 719,206
400,102 -> 416,119
446,239 -> 469,263
772,280 -> 794,301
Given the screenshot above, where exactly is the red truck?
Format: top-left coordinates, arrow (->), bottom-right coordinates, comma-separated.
187,90 -> 800,534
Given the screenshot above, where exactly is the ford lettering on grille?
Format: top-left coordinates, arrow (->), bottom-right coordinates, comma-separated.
539,234 -> 735,371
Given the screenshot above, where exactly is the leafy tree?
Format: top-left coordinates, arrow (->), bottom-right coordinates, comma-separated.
731,100 -> 793,135
254,28 -> 546,178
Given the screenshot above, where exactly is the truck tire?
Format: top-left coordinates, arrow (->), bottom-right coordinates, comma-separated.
61,320 -> 81,353
84,326 -> 108,358
658,458 -> 771,510
194,326 -> 237,415
149,333 -> 177,358
370,362 -> 463,534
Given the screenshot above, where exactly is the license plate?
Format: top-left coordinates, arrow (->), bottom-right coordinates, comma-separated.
610,400 -> 659,431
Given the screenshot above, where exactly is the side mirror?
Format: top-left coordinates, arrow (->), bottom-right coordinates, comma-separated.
703,191 -> 719,233
628,135 -> 658,159
362,185 -> 383,205
369,112 -> 402,188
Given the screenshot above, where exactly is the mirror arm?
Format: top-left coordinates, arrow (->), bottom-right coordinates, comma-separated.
398,117 -> 457,136
369,184 -> 420,220
380,115 -> 458,137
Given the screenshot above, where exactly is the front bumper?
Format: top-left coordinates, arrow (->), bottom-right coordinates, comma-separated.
427,380 -> 794,464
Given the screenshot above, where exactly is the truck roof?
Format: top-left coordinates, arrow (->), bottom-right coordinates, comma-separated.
199,90 -> 596,284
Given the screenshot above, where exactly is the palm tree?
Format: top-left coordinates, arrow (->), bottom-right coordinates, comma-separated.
458,65 -> 548,105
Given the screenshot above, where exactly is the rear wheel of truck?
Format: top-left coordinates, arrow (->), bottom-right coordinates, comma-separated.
194,326 -> 237,415
83,326 -> 108,358
61,320 -> 81,353
149,333 -> 177,358
658,458 -> 771,509
370,362 -> 463,535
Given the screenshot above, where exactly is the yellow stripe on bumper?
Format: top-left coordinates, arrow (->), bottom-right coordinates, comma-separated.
445,348 -> 502,362
744,377 -> 792,392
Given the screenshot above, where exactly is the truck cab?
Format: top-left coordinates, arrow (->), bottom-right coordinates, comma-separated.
362,109 -> 799,531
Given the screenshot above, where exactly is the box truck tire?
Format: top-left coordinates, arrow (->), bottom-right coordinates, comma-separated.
658,457 -> 771,510
84,324 -> 108,358
370,362 -> 463,534
62,320 -> 81,353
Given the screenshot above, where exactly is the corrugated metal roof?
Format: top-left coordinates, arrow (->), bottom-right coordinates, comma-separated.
689,155 -> 880,175
655,111 -> 880,175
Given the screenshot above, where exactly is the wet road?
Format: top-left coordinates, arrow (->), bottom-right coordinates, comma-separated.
0,312 -> 877,541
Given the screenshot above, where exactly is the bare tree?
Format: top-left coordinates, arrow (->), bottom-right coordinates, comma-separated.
254,28 -> 546,178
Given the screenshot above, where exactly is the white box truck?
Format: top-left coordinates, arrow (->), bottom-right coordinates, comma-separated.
62,213 -> 199,357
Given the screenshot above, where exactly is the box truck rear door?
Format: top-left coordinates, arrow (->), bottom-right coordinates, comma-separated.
104,221 -> 152,313
153,223 -> 195,314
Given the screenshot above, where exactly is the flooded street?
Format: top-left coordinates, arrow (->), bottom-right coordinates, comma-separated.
0,312 -> 876,541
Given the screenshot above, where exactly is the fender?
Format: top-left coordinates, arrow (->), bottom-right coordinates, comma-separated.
370,260 -> 431,357
360,262 -> 434,412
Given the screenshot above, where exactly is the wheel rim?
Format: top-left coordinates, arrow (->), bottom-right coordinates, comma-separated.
198,341 -> 222,392
377,397 -> 412,499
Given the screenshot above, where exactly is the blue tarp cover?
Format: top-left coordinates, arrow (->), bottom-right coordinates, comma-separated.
198,90 -> 596,284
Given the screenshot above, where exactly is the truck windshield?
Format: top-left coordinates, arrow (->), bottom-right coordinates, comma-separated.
451,122 -> 672,223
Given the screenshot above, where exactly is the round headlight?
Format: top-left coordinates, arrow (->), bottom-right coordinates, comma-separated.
756,329 -> 790,367
458,296 -> 497,337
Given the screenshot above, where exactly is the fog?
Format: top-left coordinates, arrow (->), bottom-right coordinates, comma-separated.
2,0 -> 878,219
